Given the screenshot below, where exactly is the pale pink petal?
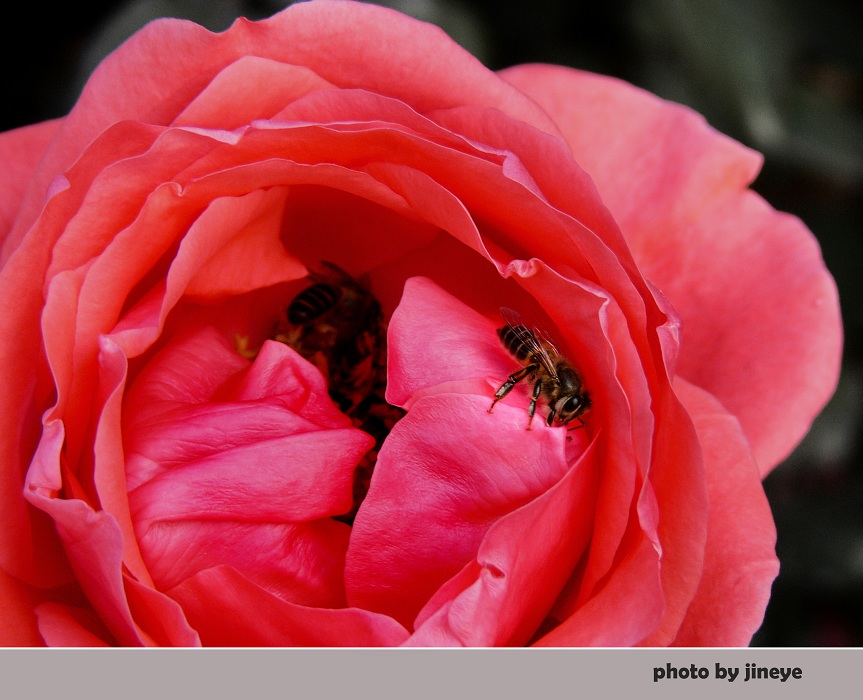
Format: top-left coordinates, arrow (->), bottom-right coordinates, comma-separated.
501,64 -> 842,473
671,379 -> 779,646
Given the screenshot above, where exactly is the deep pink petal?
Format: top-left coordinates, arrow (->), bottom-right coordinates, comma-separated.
407,439 -> 601,646
35,603 -> 113,647
0,567 -> 46,646
136,519 -> 351,608
122,576 -> 200,646
346,391 -> 580,629
169,566 -> 409,646
386,276 -> 510,408
124,327 -> 371,606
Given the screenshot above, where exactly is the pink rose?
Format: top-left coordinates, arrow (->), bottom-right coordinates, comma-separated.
0,1 -> 841,646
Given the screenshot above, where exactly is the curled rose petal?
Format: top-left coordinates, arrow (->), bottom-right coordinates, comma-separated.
501,64 -> 842,474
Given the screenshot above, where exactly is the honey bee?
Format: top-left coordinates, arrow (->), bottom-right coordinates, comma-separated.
489,307 -> 591,429
273,262 -> 405,524
275,261 -> 385,415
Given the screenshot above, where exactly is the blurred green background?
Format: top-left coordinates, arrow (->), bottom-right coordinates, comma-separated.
2,0 -> 860,646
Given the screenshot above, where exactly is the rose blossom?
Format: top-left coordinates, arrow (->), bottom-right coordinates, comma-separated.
0,0 -> 841,646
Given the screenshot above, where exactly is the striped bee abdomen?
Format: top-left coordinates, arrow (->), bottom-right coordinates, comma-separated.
497,324 -> 535,364
287,282 -> 341,324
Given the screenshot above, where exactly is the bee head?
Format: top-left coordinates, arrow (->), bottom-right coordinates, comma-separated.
554,393 -> 591,425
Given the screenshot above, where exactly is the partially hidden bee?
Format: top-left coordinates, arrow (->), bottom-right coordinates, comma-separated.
489,307 -> 591,429
276,261 -> 385,415
274,261 -> 405,524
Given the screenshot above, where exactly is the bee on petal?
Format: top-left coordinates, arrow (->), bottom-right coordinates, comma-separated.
489,307 -> 591,429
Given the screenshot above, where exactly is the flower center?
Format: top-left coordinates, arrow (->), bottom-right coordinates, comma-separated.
271,262 -> 404,524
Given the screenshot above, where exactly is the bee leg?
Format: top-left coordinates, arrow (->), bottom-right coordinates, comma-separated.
489,365 -> 537,413
527,378 -> 543,430
546,405 -> 556,427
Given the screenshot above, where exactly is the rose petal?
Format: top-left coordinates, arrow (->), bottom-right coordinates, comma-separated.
124,328 -> 372,605
168,565 -> 410,647
137,519 -> 351,608
406,438 -> 600,646
378,273 -> 676,641
385,276 -> 509,408
532,533 -> 665,646
501,64 -> 842,473
10,1 -> 560,252
26,420 -> 199,645
23,474 -> 187,646
35,603 -> 112,647
0,566 -> 45,645
91,335 -> 151,587
346,392 -> 578,630
671,378 -> 779,646
0,119 -> 61,265
177,187 -> 306,298
174,57 -> 334,129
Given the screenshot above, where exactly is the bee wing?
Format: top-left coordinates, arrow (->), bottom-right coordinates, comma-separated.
532,323 -> 564,356
500,307 -> 559,378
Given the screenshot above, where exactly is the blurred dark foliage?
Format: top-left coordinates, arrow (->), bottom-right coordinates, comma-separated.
2,0 -> 861,646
